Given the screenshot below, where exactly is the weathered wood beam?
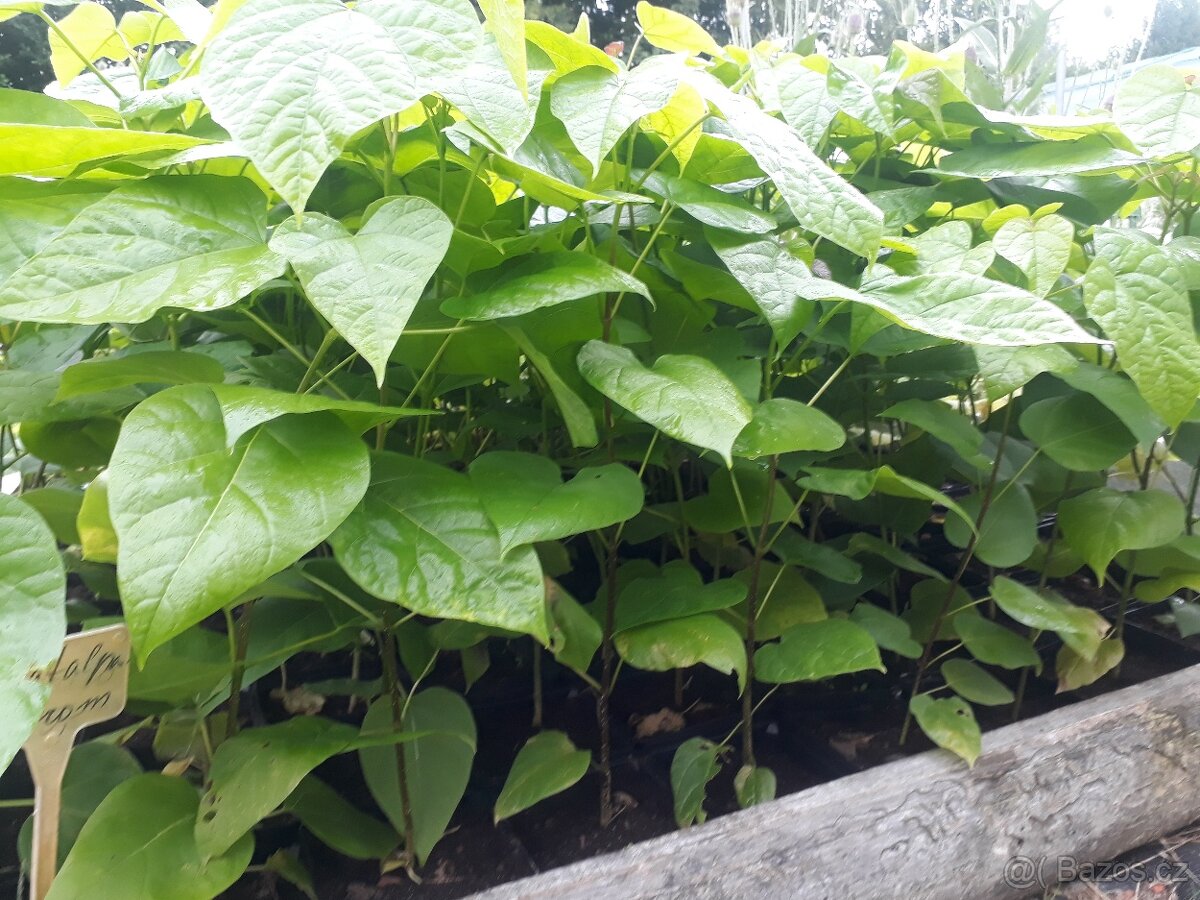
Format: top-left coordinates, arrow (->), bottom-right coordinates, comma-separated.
472,663 -> 1200,900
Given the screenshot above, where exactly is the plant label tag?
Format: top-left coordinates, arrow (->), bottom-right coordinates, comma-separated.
23,623 -> 131,900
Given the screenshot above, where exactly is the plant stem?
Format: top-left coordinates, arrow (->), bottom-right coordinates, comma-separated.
596,538 -> 619,826
379,626 -> 418,873
740,454 -> 779,768
222,603 -> 253,740
531,639 -> 543,729
900,399 -> 1014,743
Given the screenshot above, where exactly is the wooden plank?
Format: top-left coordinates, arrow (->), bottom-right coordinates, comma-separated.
472,663 -> 1200,900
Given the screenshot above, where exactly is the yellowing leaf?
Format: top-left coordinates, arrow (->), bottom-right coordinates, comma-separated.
48,2 -> 126,86
635,1 -> 720,56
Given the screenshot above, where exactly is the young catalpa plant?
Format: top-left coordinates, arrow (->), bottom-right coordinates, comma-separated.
0,0 -> 1199,893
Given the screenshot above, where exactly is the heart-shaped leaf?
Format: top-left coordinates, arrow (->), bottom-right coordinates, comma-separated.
0,177 -> 283,325
494,730 -> 590,822
615,613 -> 747,692
991,576 -> 1109,661
48,774 -> 253,900
734,398 -> 845,458
614,560 -> 747,632
754,619 -> 883,684
331,453 -> 549,641
1019,393 -> 1137,471
359,688 -> 476,865
108,385 -> 370,661
577,341 -> 753,465
1059,487 -> 1186,583
1114,64 -> 1200,157
993,213 -> 1073,296
470,451 -> 644,553
271,197 -> 452,386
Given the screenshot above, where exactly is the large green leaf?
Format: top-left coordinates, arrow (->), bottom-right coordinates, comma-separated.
469,451 -> 644,553
614,613 -> 747,691
330,453 -> 549,640
993,213 -> 1072,296
1084,231 -> 1200,428
670,737 -> 721,827
0,179 -> 108,284
635,1 -> 720,55
202,0 -> 518,211
1058,488 -> 1186,583
208,384 -> 426,444
935,136 -> 1142,178
494,730 -> 590,822
753,618 -> 883,684
862,272 -> 1099,347
48,774 -> 253,900
196,717 -> 363,857
576,341 -> 753,465
442,253 -> 649,321
271,197 -> 452,386
646,173 -> 776,233
359,688 -> 476,866
0,124 -> 207,178
0,177 -> 283,325
108,386 -> 370,661
773,57 -> 839,148
1113,64 -> 1200,158
909,694 -> 980,765
614,560 -> 746,632
954,612 -> 1040,670
1019,393 -> 1136,471
689,72 -> 883,258
550,58 -> 679,174
56,351 -> 226,400
0,494 -> 66,773
882,398 -> 987,468
797,465 -> 976,534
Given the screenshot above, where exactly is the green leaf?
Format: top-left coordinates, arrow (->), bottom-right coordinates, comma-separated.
881,398 -> 987,468
478,0 -> 526,95
691,73 -> 883,258
525,19 -> 618,75
973,345 -> 1077,402
953,612 -> 1040,671
773,57 -> 839,148
798,465 -> 976,535
208,384 -> 426,444
944,482 -> 1037,569
18,487 -> 82,545
1058,362 -> 1166,448
733,764 -> 776,809
1019,393 -> 1136,471
197,717 -> 363,857
1058,488 -> 1186,584
615,613 -> 747,692
670,737 -> 721,827
577,341 -> 753,465
494,730 -> 590,822
0,123 -> 207,178
635,1 -> 721,55
48,774 -> 253,900
505,326 -> 599,448
108,386 -> 370,662
991,576 -> 1109,662
1056,638 -> 1124,692
126,627 -> 229,706
0,177 -> 284,325
470,452 -> 644,553
993,213 -> 1072,297
281,776 -> 399,861
941,659 -> 1014,706
18,742 -> 142,869
551,59 -> 679,175
0,179 -> 108,284
442,253 -> 649,321
753,618 -> 883,684
331,452 -> 549,641
547,580 -> 602,680
732,562 -> 826,640
850,602 -> 921,658
908,694 -> 980,765
935,135 -> 1142,178
1084,231 -> 1200,428
1113,64 -> 1200,158
201,0 -> 493,211
77,475 -> 117,566
359,688 -> 476,865
862,272 -> 1099,347
645,173 -> 775,233
0,493 -> 66,773
21,417 -> 120,468
614,560 -> 746,632
271,197 -> 452,386
56,351 -> 226,400
733,397 -> 844,459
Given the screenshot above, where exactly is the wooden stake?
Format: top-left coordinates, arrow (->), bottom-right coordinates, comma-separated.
22,624 -> 130,900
